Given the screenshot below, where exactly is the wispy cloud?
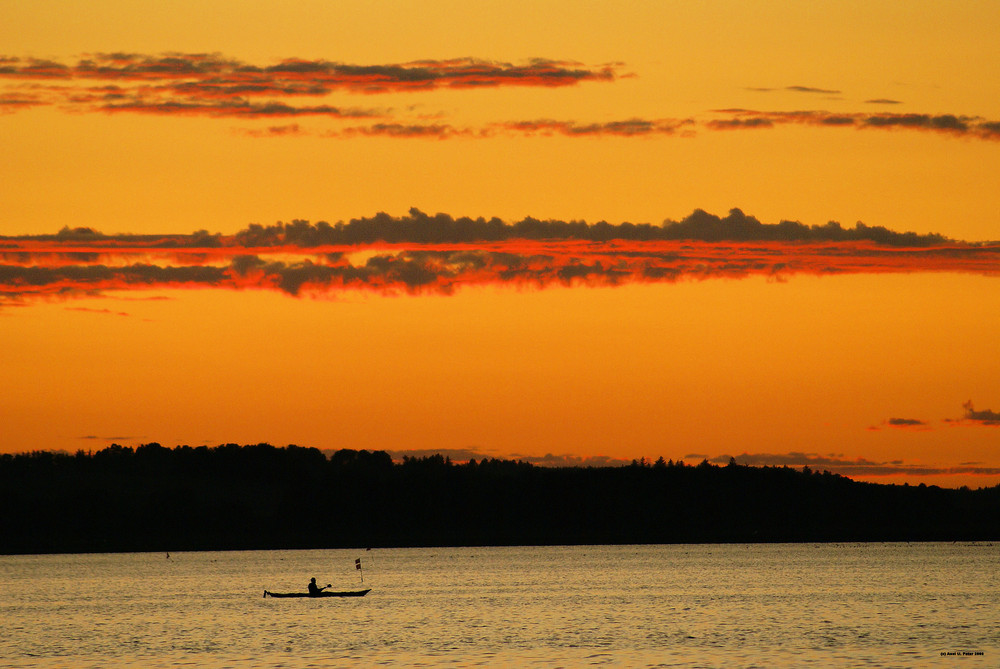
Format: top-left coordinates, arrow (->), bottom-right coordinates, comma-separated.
338,122 -> 478,139
7,54 -> 1000,145
869,401 -> 1000,431
713,451 -> 1000,478
0,52 -> 618,122
236,123 -> 305,137
100,98 -> 378,119
383,448 -> 633,467
323,118 -> 692,140
2,209 -> 998,306
495,118 -> 692,137
707,109 -> 1000,140
66,306 -> 131,317
369,446 -> 1000,479
0,53 -> 616,91
316,111 -> 1000,142
0,92 -> 45,112
785,85 -> 841,94
746,85 -> 841,94
254,111 -> 1000,142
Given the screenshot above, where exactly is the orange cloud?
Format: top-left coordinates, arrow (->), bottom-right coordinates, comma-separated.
0,92 -> 46,112
3,210 -> 998,305
713,452 -> 1000,478
709,109 -> 1000,140
950,401 -> 1000,427
0,53 -> 616,100
236,123 -> 305,138
99,98 -> 379,119
8,54 -> 1000,145
0,53 -> 621,127
496,118 -> 692,137
328,118 -> 693,140
65,306 -> 131,317
338,123 -> 477,139
867,418 -> 932,432
241,111 -> 1000,142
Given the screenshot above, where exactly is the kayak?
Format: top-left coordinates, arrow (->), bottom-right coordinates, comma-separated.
263,588 -> 371,598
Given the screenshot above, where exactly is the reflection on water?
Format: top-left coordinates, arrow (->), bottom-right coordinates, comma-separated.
1,543 -> 997,667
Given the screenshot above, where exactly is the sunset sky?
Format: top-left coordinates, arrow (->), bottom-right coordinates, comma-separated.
3,1 -> 999,488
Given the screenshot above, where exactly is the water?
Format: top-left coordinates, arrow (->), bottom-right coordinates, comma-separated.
1,543 -> 997,667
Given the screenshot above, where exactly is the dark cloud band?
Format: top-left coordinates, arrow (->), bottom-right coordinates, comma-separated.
708,109 -> 1000,140
2,209 -> 998,306
712,452 -> 1000,477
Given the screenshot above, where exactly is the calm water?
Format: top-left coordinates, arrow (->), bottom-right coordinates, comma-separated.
1,543 -> 997,668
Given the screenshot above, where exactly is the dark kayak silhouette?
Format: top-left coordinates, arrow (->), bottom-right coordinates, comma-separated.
263,588 -> 371,598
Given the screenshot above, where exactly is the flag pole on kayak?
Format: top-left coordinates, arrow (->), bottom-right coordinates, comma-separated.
355,557 -> 363,583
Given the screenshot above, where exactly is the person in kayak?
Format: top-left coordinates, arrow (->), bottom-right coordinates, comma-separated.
308,577 -> 330,596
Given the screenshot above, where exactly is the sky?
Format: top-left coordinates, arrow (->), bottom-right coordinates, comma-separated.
2,0 -> 999,488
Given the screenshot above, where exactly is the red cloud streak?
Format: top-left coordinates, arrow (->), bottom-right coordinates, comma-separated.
7,53 -> 1000,144
3,237 -> 999,306
0,53 -> 618,125
0,53 -> 616,95
709,110 -> 1000,140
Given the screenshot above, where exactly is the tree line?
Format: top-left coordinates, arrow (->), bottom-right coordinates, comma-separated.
1,443 -> 997,554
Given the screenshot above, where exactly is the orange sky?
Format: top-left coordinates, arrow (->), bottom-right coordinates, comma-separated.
2,1 -> 1000,487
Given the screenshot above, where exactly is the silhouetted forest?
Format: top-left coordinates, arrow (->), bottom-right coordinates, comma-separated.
2,443 -> 997,554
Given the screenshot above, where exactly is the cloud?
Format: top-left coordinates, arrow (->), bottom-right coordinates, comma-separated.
0,262 -> 230,304
496,118 -> 692,137
514,452 -> 633,467
714,451 -> 1000,477
746,85 -> 841,94
706,117 -> 775,130
326,118 -> 694,140
0,53 -> 627,132
870,402 -> 1000,430
708,109 -> 1000,140
223,208 -> 956,246
785,85 -> 841,94
385,447 -> 632,467
0,53 -> 618,91
310,111 -> 997,144
864,113 -> 970,132
878,417 -> 931,431
66,306 -> 131,317
252,110 -> 1000,142
344,446 -> 1000,478
338,122 -> 475,139
0,92 -> 47,112
384,448 -> 494,462
2,209 -> 998,306
0,53 -> 618,120
7,54 -> 1000,148
0,57 -> 72,79
99,97 -> 379,119
957,401 -> 1000,426
236,123 -> 305,137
